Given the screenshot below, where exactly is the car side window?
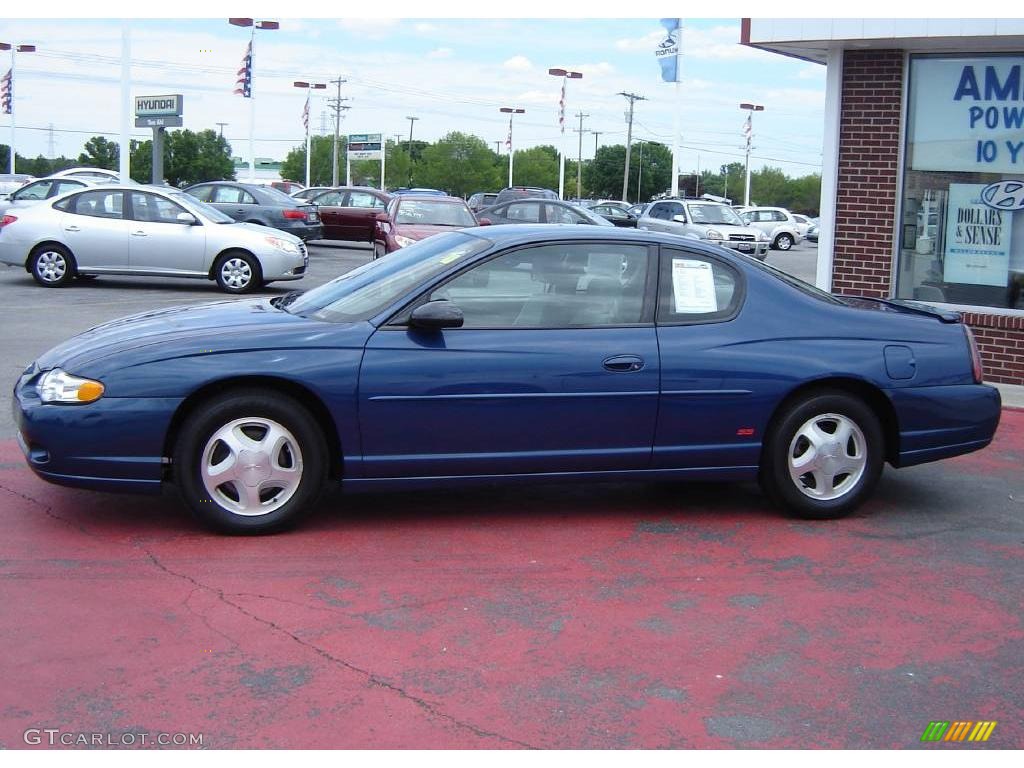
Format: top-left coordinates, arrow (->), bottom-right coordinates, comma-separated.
648,203 -> 668,220
213,186 -> 254,204
130,191 -> 189,224
773,210 -> 788,222
657,248 -> 742,324
187,185 -> 214,203
314,191 -> 346,206
547,205 -> 584,224
428,243 -> 651,328
50,181 -> 85,197
506,202 -> 542,223
349,191 -> 384,208
14,181 -> 51,200
67,190 -> 125,220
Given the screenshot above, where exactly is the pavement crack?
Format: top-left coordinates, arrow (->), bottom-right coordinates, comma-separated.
0,481 -> 97,538
140,547 -> 539,749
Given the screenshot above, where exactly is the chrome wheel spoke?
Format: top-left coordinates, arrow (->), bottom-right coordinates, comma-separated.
787,412 -> 867,502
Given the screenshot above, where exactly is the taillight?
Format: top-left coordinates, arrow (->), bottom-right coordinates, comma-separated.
282,209 -> 306,220
0,215 -> 17,228
964,325 -> 984,383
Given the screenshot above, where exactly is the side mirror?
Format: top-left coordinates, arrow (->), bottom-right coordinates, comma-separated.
477,217 -> 492,226
177,212 -> 198,225
671,214 -> 687,223
410,300 -> 464,331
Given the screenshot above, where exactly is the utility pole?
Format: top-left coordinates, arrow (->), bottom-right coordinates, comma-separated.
591,130 -> 602,158
46,123 -> 56,157
494,141 -> 502,155
405,115 -> 419,185
328,77 -> 348,186
740,102 -> 764,207
573,111 -> 589,200
618,91 -> 647,203
216,122 -> 228,137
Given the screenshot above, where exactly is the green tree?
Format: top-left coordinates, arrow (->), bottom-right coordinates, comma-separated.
511,145 -> 559,190
281,135 -> 346,187
415,132 -> 502,198
130,129 -> 234,186
78,136 -> 120,169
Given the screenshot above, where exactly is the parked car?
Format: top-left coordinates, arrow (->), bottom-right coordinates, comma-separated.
739,206 -> 804,251
467,192 -> 498,212
309,187 -> 391,243
11,225 -> 1001,533
587,201 -> 638,228
627,203 -> 649,218
391,188 -> 448,197
479,199 -> 614,227
806,218 -> 820,243
50,167 -> 122,183
291,186 -> 333,202
270,180 -> 305,196
0,173 -> 35,197
373,195 -> 480,257
0,184 -> 307,293
493,186 -> 559,206
791,214 -> 814,239
0,176 -> 100,216
183,181 -> 322,241
637,198 -> 770,259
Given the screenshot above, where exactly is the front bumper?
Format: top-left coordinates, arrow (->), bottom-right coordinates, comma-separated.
13,367 -> 178,493
720,240 -> 769,259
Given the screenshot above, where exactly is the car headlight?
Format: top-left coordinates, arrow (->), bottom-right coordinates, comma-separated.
705,228 -> 724,240
264,236 -> 301,255
37,368 -> 105,404
394,235 -> 417,248
756,230 -> 769,242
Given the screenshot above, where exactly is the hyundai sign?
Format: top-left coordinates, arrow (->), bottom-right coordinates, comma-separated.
135,95 -> 183,117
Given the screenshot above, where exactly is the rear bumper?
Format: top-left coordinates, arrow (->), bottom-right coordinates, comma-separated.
278,222 -> 323,241
888,383 -> 1002,467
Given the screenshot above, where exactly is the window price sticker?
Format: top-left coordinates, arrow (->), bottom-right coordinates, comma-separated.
672,258 -> 718,313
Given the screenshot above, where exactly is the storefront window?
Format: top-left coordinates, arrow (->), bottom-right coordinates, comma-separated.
897,54 -> 1024,310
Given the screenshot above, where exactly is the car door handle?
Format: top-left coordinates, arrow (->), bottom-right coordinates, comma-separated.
64,225 -> 80,232
131,230 -> 147,237
603,355 -> 645,372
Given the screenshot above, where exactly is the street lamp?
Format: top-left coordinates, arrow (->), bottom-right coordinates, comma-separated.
228,18 -> 279,183
294,80 -> 326,186
499,107 -> 525,188
740,102 -> 764,207
548,68 -> 582,200
635,139 -> 647,205
0,42 -> 37,175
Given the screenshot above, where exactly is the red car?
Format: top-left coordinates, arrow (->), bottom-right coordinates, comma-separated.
373,195 -> 484,258
270,180 -> 305,196
309,187 -> 392,243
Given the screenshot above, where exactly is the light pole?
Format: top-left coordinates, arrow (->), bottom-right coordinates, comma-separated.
294,80 -> 326,186
499,107 -> 524,188
740,102 -> 764,207
229,18 -> 279,183
635,140 -> 646,205
405,115 -> 419,185
548,68 -> 582,200
0,42 -> 37,175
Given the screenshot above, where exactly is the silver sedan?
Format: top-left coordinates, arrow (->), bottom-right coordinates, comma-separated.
0,185 -> 308,293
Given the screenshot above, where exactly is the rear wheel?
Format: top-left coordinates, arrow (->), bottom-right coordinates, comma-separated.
173,388 -> 328,534
214,250 -> 262,294
30,244 -> 76,287
773,233 -> 794,251
760,391 -> 883,519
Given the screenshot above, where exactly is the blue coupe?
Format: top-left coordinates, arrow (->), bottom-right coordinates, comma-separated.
13,225 -> 1001,533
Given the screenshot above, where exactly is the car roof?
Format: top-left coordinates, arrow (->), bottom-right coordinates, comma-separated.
394,195 -> 466,204
458,223 -> 735,252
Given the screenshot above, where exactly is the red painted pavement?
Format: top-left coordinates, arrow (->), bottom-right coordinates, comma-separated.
1,412 -> 1022,749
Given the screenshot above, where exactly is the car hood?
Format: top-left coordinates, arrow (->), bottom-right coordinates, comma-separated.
34,297 -> 333,373
394,223 -> 466,240
220,221 -> 304,244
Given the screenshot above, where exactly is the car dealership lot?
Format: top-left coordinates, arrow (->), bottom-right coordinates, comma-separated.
1,237 -> 1021,748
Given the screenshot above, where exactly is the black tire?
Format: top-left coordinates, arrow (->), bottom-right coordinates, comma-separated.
773,233 -> 794,251
759,390 -> 884,520
29,244 -> 76,287
173,388 -> 328,534
214,250 -> 262,294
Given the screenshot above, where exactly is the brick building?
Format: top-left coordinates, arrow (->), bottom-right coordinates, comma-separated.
742,20 -> 1024,384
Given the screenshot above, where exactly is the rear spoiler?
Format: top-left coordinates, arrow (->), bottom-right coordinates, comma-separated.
844,296 -> 962,323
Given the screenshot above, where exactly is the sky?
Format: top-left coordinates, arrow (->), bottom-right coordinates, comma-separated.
2,11 -> 830,179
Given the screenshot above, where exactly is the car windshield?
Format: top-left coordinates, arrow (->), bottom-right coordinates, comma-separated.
395,200 -> 476,227
175,194 -> 235,223
686,203 -> 745,226
284,232 -> 490,322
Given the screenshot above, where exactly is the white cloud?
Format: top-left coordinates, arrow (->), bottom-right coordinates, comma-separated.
415,23 -> 438,34
503,56 -> 532,71
428,48 -> 454,60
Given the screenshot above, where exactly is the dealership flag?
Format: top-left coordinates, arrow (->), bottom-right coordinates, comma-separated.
302,92 -> 310,132
505,128 -> 511,151
743,113 -> 752,140
234,41 -> 252,97
558,79 -> 566,134
0,69 -> 11,115
655,18 -> 680,83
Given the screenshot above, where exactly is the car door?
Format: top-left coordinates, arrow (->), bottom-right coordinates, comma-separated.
311,190 -> 348,239
57,189 -> 129,270
126,191 -> 208,275
357,240 -> 660,478
504,201 -> 544,224
652,245 -> 755,471
210,185 -> 258,222
343,190 -> 388,242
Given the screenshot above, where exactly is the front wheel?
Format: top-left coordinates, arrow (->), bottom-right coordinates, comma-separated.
30,244 -> 76,287
760,391 -> 884,519
214,251 -> 262,294
773,233 -> 794,251
173,388 -> 328,534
